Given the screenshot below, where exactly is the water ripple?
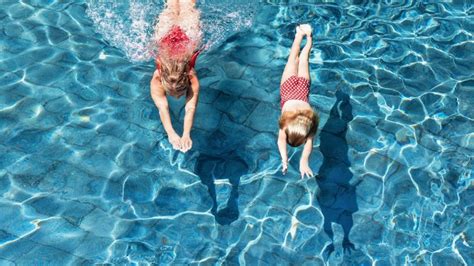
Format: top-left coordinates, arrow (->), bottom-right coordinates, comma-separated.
0,0 -> 473,265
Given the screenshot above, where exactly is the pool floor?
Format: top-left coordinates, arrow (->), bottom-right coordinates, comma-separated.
0,0 -> 473,265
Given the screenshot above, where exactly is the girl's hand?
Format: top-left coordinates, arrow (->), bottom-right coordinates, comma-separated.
180,134 -> 193,153
168,132 -> 182,150
299,161 -> 314,179
282,160 -> 288,175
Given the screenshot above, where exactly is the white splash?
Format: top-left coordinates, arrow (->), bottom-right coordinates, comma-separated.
86,0 -> 257,62
86,0 -> 159,62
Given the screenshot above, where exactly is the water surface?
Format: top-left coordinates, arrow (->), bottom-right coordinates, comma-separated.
0,0 -> 473,265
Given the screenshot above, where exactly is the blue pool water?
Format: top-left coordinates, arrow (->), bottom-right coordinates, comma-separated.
1,0 -> 473,265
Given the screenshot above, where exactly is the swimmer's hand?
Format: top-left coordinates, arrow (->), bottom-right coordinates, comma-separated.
180,134 -> 193,153
168,132 -> 182,150
282,160 -> 288,175
299,161 -> 314,179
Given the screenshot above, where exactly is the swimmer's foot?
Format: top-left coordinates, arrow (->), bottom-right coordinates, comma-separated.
299,24 -> 312,37
296,25 -> 304,38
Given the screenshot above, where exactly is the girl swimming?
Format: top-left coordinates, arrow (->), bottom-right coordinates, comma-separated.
150,0 -> 202,153
278,24 -> 319,178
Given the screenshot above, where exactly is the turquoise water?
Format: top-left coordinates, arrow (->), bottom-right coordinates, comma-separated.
1,0 -> 473,265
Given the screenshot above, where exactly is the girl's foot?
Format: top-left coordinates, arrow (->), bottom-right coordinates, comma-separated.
299,24 -> 312,37
296,25 -> 304,37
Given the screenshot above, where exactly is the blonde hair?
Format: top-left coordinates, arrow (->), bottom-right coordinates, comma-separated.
159,58 -> 191,98
279,109 -> 319,147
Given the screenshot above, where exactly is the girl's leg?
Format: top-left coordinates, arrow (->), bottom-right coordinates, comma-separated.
297,35 -> 312,80
178,0 -> 197,18
281,27 -> 305,85
179,0 -> 196,7
178,0 -> 202,50
155,0 -> 181,40
166,0 -> 180,16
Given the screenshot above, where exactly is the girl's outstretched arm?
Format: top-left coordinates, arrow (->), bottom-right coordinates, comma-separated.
181,69 -> 200,152
299,137 -> 314,178
150,71 -> 182,150
278,129 -> 288,174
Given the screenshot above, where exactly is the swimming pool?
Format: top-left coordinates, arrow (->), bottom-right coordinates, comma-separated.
1,0 -> 473,265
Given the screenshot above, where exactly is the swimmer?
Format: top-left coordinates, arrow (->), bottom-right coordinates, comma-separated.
150,0 -> 202,152
278,24 -> 319,178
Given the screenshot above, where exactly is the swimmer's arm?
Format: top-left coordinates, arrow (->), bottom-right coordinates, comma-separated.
183,70 -> 200,137
150,71 -> 177,137
278,129 -> 288,172
299,137 -> 314,178
300,137 -> 313,163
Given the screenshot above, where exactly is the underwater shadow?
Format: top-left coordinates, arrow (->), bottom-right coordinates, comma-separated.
195,151 -> 247,225
316,90 -> 358,255
192,69 -> 255,225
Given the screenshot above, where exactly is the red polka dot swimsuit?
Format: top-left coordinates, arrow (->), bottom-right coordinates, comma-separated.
280,76 -> 310,108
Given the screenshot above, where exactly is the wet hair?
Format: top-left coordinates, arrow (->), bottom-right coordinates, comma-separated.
279,109 -> 319,147
159,58 -> 191,98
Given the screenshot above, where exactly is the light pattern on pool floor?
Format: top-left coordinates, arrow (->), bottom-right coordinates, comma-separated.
0,1 -> 473,265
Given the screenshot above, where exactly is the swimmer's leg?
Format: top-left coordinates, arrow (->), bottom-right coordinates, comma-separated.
155,0 -> 181,40
297,28 -> 312,80
166,0 -> 180,16
179,0 -> 196,7
178,0 -> 200,24
178,0 -> 202,51
281,26 -> 304,85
